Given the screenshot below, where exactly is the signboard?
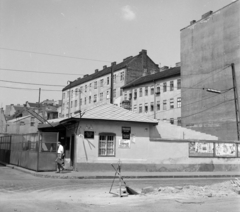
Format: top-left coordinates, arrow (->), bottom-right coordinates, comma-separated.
215,143 -> 237,157
122,126 -> 131,139
189,141 -> 214,157
84,131 -> 94,139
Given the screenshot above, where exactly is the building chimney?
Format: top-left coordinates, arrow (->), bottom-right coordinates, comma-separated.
160,66 -> 169,72
83,74 -> 89,78
175,62 -> 181,67
190,20 -> 196,25
95,69 -> 99,73
140,49 -> 147,70
103,65 -> 107,69
202,11 -> 213,19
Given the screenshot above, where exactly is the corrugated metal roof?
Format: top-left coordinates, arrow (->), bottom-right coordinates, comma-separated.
121,66 -> 180,89
62,53 -> 140,92
45,103 -> 158,126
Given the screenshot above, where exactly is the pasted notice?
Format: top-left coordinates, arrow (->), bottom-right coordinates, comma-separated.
119,139 -> 130,148
215,143 -> 237,157
189,142 -> 214,157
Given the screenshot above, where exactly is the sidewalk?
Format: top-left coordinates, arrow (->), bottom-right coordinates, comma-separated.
1,162 -> 240,179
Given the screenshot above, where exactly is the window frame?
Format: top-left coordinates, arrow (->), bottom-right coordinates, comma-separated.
98,133 -> 116,157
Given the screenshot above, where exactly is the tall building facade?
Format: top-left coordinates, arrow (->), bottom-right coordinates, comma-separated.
61,50 -> 159,118
181,0 -> 240,140
121,66 -> 181,124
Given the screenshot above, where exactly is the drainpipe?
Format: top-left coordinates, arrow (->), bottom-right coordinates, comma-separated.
110,62 -> 116,104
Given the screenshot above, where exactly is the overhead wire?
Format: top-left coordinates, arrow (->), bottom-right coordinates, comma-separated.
0,85 -> 60,92
0,47 -> 111,63
0,79 -> 65,87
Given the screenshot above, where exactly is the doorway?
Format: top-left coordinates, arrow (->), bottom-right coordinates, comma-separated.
70,135 -> 75,167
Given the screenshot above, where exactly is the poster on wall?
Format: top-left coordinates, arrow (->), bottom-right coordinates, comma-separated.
119,139 -> 131,148
122,126 -> 131,139
215,143 -> 237,157
189,141 -> 214,157
84,131 -> 94,139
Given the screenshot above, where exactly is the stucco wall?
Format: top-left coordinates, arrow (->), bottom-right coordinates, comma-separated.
66,119 -> 240,172
180,1 -> 240,140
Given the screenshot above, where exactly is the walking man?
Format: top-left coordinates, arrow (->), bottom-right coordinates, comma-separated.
56,141 -> 64,173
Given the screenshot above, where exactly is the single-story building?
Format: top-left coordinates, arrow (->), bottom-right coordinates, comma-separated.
38,103 -> 240,172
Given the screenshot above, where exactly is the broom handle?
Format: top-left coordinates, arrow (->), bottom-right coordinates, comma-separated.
111,164 -> 127,186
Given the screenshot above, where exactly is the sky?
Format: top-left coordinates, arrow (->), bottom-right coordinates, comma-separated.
0,0 -> 235,108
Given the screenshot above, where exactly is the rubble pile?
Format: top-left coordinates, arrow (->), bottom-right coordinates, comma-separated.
141,180 -> 240,198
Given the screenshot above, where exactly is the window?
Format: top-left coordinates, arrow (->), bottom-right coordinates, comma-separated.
71,90 -> 73,98
67,102 -> 69,108
139,88 -> 142,97
177,117 -> 181,126
113,89 -> 116,98
177,79 -> 181,90
134,89 -> 137,100
133,105 -> 137,112
120,89 -> 123,96
100,92 -> 103,101
31,117 -> 35,122
129,93 -> 132,100
151,102 -> 154,111
71,101 -> 73,108
113,74 -> 116,83
124,92 -> 127,100
156,86 -> 160,96
106,90 -> 110,99
99,134 -> 115,156
31,122 -> 35,126
170,118 -> 174,125
170,98 -> 174,109
85,85 -> 87,92
163,82 -> 167,92
84,97 -> 87,105
80,86 -> 83,93
89,83 -> 92,91
89,96 -> 91,104
100,79 -> 104,87
75,100 -> 77,107
145,103 -> 148,113
139,104 -> 142,113
67,90 -> 69,97
157,101 -> 160,110
75,88 -> 78,96
62,103 -> 65,111
120,72 -> 124,81
151,86 -> 154,95
94,94 -> 97,102
107,77 -> 110,85
63,93 -> 65,99
80,98 -> 82,106
170,81 -> 174,91
145,86 -> 148,96
177,97 -> 181,108
163,100 -> 167,110
94,81 -> 97,89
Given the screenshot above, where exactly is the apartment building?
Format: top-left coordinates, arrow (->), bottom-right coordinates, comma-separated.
121,66 -> 181,125
61,50 -> 159,118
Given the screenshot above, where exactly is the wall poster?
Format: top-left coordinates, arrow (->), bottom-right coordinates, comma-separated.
189,141 -> 214,157
215,143 -> 237,157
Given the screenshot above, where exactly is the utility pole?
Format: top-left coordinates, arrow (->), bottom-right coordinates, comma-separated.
231,63 -> 240,140
110,62 -> 116,104
38,88 -> 41,107
205,63 -> 240,140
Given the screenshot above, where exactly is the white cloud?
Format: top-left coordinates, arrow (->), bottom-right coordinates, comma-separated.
122,5 -> 136,21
